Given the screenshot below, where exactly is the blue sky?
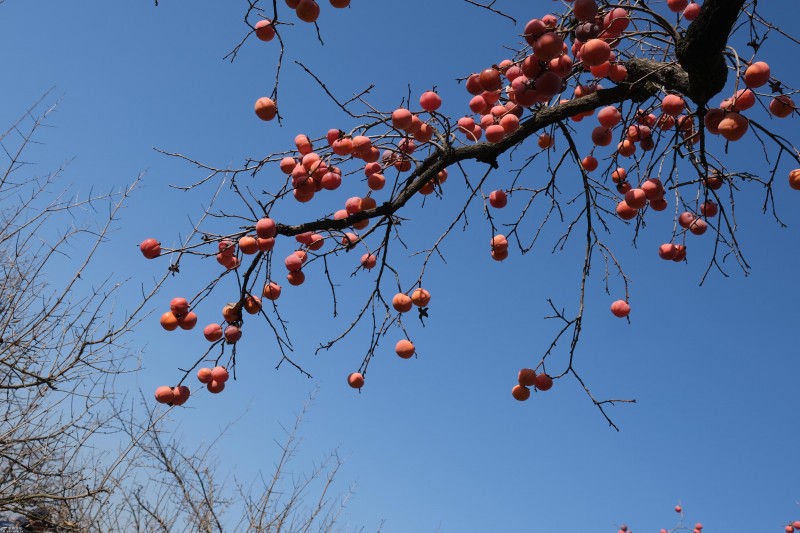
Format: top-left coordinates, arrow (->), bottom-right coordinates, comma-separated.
2,1 -> 800,531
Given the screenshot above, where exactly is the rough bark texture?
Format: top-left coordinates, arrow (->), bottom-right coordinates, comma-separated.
676,0 -> 747,105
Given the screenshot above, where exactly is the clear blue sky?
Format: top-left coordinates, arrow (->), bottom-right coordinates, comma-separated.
2,1 -> 800,531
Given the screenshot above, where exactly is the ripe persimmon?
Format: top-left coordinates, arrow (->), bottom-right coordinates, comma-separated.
140,238 -> 161,259
197,368 -> 213,383
395,339 -> 415,359
154,386 -> 175,404
534,372 -> 553,391
203,323 -> 223,342
489,190 -> 508,208
411,288 -> 431,307
172,385 -> 190,406
254,97 -> 277,121
512,384 -> 531,401
224,325 -> 242,344
254,19 -> 275,41
518,368 -> 537,387
178,312 -> 198,330
347,372 -> 364,388
160,312 -> 180,331
789,169 -> 800,190
610,299 -> 630,317
295,0 -> 320,23
207,380 -> 225,394
392,293 -> 413,313
263,281 -> 282,300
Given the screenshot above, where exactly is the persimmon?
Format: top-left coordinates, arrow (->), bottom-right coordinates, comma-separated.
617,139 -> 636,157
512,384 -> 531,401
331,138 -> 353,156
244,295 -> 262,314
329,0 -> 350,7
717,112 -> 749,141
197,367 -> 213,384
154,386 -> 175,404
254,97 -> 277,121
649,198 -> 668,211
641,178 -> 664,200
581,155 -> 598,171
203,323 -> 223,342
308,233 -> 324,250
160,312 -> 179,331
254,19 -> 275,41
597,106 -> 621,128
294,134 -> 312,155
170,297 -> 190,316
395,339 -> 415,359
178,312 -> 198,330
573,0 -> 598,22
491,248 -> 509,261
499,113 -> 519,133
347,372 -> 364,389
207,380 -> 225,394
256,237 -> 275,252
222,303 -> 242,323
341,232 -> 359,249
534,372 -> 553,391
610,299 -> 630,318
211,366 -> 229,383
392,293 -> 413,313
361,253 -> 377,269
603,7 -> 630,35
523,19 -> 547,45
391,108 -> 413,130
581,39 -> 611,67
263,281 -> 282,300
172,386 -> 190,406
224,325 -> 242,343
238,236 -> 258,254
683,2 -> 700,21
678,211 -> 695,229
485,124 -> 506,143
591,126 -> 612,146
789,169 -> 800,190
489,190 -> 508,208
139,238 -> 161,259
661,94 -> 685,116
624,188 -> 647,210
295,0 -> 320,23
744,61 -> 770,88
689,218 -> 708,235
411,288 -> 430,307
367,173 -> 385,190
419,91 -> 441,112
770,95 -> 796,118
479,68 -> 502,92
518,368 -> 536,387
287,270 -> 305,286
256,217 -> 276,239
616,201 -> 637,220
538,133 -> 554,149
491,234 -> 509,253
667,0 -> 688,12
284,253 -> 303,272
700,201 -> 718,217
658,243 -> 678,260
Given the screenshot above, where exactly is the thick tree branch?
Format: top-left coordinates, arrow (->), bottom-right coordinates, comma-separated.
676,0 -> 747,105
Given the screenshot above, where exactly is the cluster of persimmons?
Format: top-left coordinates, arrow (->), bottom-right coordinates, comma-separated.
142,0 -> 800,410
